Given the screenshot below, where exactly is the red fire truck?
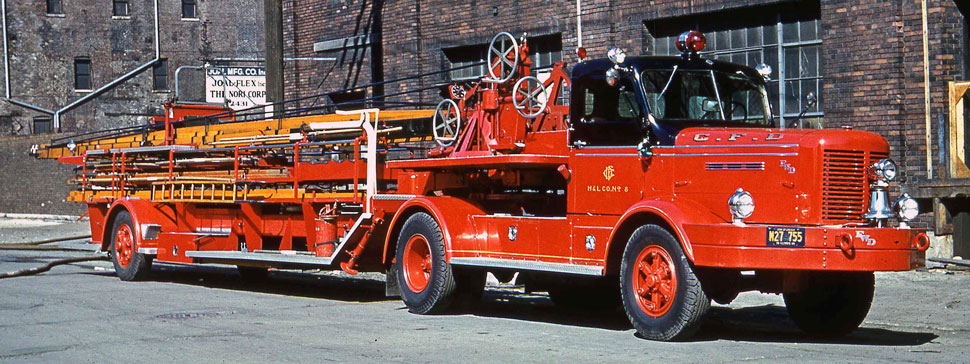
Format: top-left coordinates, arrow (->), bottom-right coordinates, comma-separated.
36,31 -> 929,341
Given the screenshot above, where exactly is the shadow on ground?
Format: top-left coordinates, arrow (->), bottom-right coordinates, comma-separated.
91,263 -> 391,303
695,305 -> 938,345
87,263 -> 938,345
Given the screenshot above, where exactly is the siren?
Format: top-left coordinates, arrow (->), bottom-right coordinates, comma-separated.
675,30 -> 706,57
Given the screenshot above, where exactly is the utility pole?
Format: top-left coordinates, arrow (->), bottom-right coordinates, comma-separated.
263,0 -> 284,117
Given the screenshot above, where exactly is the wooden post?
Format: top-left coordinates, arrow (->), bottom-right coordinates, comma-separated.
948,82 -> 970,178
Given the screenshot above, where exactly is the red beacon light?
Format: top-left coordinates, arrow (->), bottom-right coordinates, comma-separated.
576,47 -> 588,62
675,30 -> 706,58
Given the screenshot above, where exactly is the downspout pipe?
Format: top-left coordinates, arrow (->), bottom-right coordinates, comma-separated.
1,0 -> 52,116
1,0 -> 160,130
576,0 -> 583,50
53,0 -> 161,131
174,64 -> 207,104
921,0 -> 932,178
2,0 -> 9,99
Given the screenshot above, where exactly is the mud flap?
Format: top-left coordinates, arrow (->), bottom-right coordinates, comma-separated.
385,268 -> 401,297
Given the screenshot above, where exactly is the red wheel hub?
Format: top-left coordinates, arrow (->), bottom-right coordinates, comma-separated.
115,224 -> 135,268
632,245 -> 677,317
403,234 -> 432,293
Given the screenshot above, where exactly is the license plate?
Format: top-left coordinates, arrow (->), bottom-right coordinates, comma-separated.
766,227 -> 805,247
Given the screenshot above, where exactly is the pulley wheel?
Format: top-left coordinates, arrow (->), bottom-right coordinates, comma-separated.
432,99 -> 461,147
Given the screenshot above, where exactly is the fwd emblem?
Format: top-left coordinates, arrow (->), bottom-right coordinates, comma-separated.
855,231 -> 876,246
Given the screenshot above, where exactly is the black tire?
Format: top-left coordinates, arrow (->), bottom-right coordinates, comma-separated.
620,225 -> 709,341
109,211 -> 152,281
783,271 -> 874,337
395,212 -> 456,314
237,265 -> 270,281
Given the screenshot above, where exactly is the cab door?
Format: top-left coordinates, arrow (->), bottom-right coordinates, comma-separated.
567,72 -> 646,216
567,72 -> 648,262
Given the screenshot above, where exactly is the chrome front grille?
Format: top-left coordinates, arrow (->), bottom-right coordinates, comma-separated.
821,150 -> 889,222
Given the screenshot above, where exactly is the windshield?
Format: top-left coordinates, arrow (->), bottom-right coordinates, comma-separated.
640,69 -> 771,127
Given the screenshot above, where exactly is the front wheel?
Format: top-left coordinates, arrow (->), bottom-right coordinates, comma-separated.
395,212 -> 456,314
110,211 -> 152,281
784,271 -> 874,337
620,225 -> 709,341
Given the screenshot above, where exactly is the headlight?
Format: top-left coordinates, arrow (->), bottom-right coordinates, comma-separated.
868,158 -> 897,181
728,188 -> 755,220
894,193 -> 919,221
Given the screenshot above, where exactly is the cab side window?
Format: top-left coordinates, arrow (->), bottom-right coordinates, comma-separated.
571,75 -> 644,146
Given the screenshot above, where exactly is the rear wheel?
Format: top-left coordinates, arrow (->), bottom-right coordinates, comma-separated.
110,211 -> 152,281
395,212 -> 456,314
784,271 -> 874,337
620,225 -> 709,341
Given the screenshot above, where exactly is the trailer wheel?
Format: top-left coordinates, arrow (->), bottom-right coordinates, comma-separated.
620,224 -> 709,341
110,211 -> 152,281
395,212 -> 456,314
783,271 -> 874,337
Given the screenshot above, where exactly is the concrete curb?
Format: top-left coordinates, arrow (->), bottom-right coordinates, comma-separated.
0,213 -> 86,221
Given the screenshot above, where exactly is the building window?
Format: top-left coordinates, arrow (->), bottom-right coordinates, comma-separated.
153,59 -> 168,91
74,57 -> 92,91
443,34 -> 563,81
46,0 -> 63,15
529,34 -> 564,75
113,0 -> 129,17
443,46 -> 486,81
182,0 -> 197,19
649,5 -> 822,128
33,117 -> 52,134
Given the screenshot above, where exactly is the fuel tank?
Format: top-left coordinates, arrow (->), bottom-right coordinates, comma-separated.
663,127 -> 889,226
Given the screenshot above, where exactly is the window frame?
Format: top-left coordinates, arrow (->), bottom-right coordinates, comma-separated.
74,57 -> 92,91
33,116 -> 52,134
152,59 -> 169,91
569,73 -> 647,146
46,0 -> 63,15
652,11 -> 822,128
181,0 -> 198,19
113,0 -> 130,17
443,34 -> 563,82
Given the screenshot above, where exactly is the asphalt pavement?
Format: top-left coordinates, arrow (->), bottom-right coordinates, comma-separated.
1,218 -> 968,363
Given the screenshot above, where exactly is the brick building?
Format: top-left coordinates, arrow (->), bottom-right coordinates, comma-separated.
0,0 -> 263,215
281,0 -> 969,256
0,0 -> 264,134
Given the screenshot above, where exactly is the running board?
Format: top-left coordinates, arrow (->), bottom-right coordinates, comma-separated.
186,250 -> 337,268
449,257 -> 603,276
183,213 -> 373,269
